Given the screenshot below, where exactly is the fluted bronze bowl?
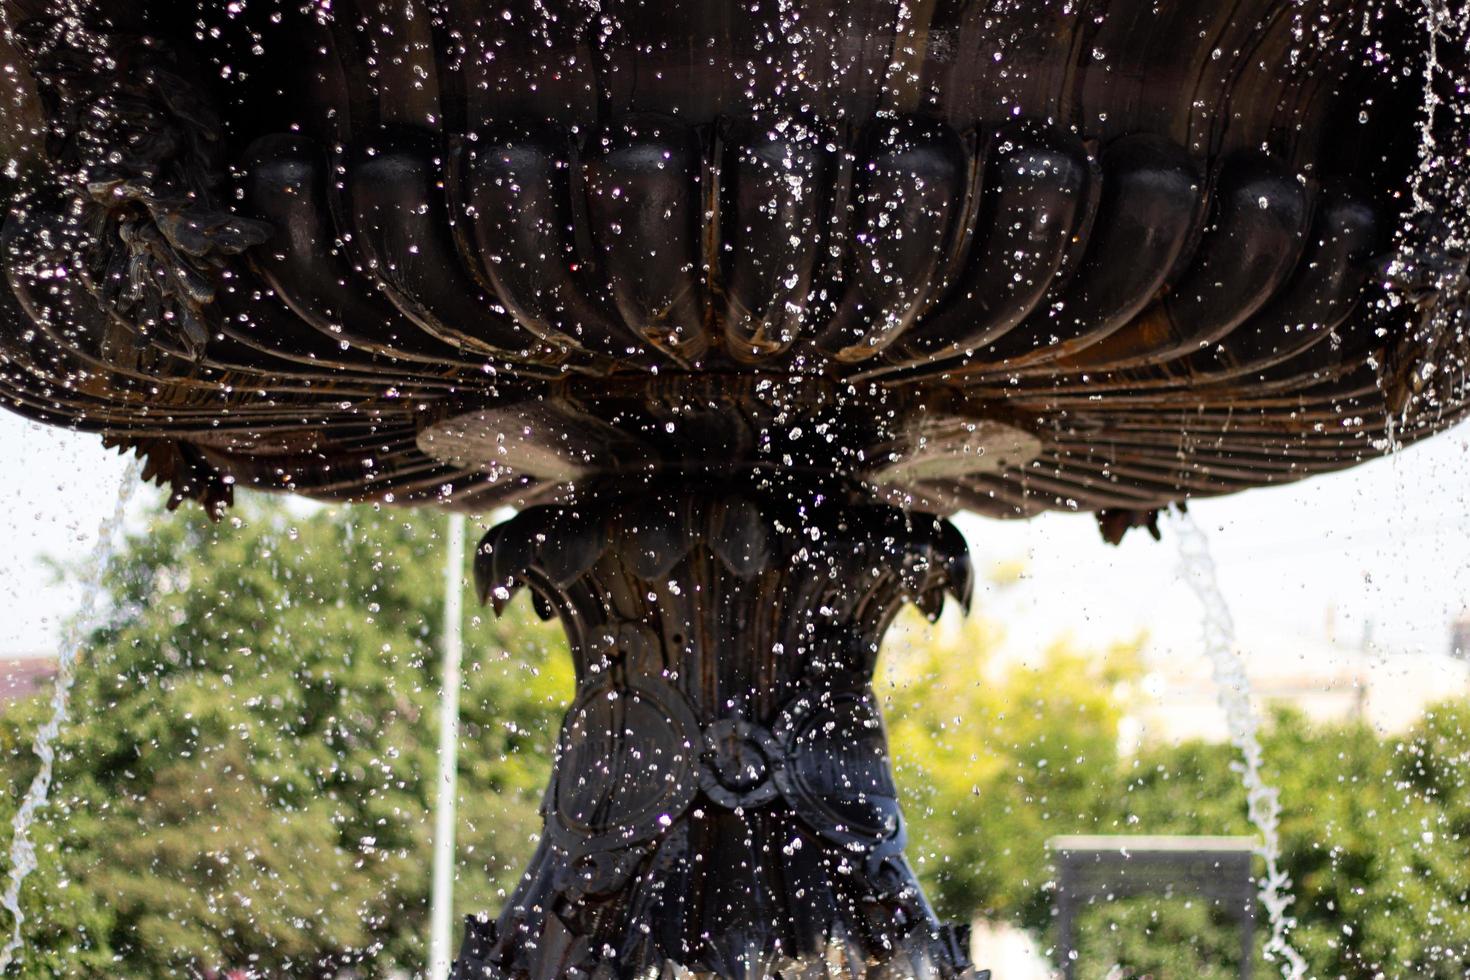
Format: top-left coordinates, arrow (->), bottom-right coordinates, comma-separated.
1,1 -> 1464,525
2,2 -> 1467,977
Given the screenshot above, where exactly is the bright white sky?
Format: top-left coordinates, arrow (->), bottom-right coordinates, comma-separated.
2,410 -> 1469,670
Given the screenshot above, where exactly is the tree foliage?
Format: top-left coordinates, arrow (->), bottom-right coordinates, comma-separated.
885,611 -> 1470,979
0,496 -> 569,977
881,614 -> 1142,925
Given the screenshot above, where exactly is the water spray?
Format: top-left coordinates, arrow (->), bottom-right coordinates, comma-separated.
1171,507 -> 1310,980
0,459 -> 140,972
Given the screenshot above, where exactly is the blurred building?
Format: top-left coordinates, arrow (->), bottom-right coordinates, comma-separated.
1451,614 -> 1470,662
1126,616 -> 1470,746
0,654 -> 56,711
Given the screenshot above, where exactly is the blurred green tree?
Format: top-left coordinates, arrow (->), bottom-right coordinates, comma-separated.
0,494 -> 569,977
1071,708 -> 1470,979
881,612 -> 1143,925
883,601 -> 1470,979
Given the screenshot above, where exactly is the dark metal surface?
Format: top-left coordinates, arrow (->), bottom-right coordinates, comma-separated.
455,482 -> 982,978
0,2 -> 1464,522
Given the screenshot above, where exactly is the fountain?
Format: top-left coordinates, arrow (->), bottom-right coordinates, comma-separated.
0,2 -> 1466,977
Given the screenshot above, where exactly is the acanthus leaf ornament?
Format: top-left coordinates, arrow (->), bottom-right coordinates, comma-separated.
16,15 -> 270,361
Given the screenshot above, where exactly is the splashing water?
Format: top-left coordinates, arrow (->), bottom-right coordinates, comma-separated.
1170,508 -> 1310,980
0,459 -> 140,971
1380,2 -> 1470,427
1411,0 -> 1470,231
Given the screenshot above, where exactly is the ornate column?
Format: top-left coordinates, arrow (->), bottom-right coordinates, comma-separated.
453,482 -> 985,979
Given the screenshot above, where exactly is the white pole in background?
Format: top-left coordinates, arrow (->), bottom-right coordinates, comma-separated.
429,511 -> 467,980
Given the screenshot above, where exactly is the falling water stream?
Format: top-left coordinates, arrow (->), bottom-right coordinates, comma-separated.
0,459 -> 140,972
1170,508 -> 1310,980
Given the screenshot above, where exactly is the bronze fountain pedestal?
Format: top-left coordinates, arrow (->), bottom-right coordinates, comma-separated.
457,482 -> 977,977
